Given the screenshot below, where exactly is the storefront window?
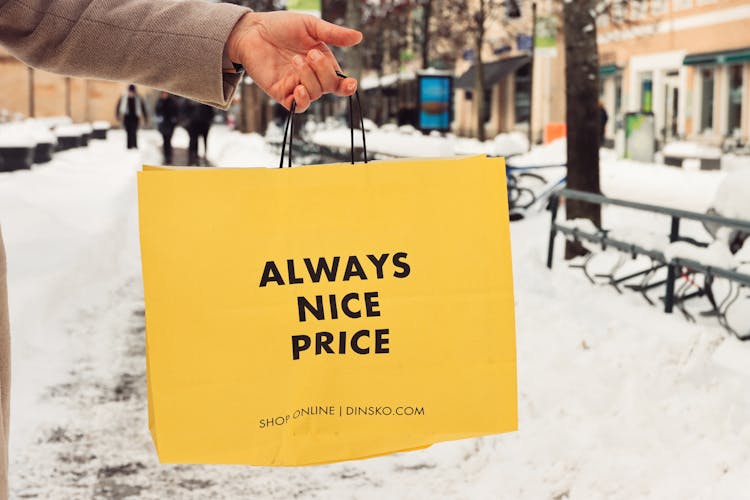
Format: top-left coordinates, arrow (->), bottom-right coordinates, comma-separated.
514,63 -> 531,124
615,76 -> 622,118
700,67 -> 714,132
727,64 -> 743,136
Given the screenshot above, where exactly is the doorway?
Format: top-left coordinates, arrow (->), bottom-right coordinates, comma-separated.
664,72 -> 680,141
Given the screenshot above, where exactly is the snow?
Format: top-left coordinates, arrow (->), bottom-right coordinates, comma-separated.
21,120 -> 57,145
606,227 -> 668,253
206,128 -> 279,167
712,169 -> 750,220
0,130 -> 141,454
361,72 -> 416,91
3,126 -> 750,498
311,123 -> 529,159
93,121 -> 111,130
0,124 -> 35,148
663,240 -> 735,268
54,125 -> 84,138
507,138 -> 567,167
722,153 -> 750,172
663,141 -> 722,160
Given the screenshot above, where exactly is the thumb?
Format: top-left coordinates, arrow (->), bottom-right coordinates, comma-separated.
309,17 -> 362,47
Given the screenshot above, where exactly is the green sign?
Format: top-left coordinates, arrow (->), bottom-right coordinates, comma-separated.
534,16 -> 557,57
287,0 -> 321,16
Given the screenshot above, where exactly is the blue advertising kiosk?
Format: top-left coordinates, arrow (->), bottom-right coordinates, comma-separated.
417,70 -> 454,133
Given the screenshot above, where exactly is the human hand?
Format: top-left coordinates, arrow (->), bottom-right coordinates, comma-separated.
225,12 -> 362,113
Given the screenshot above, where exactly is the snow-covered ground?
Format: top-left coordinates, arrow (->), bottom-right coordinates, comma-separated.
2,125 -> 750,499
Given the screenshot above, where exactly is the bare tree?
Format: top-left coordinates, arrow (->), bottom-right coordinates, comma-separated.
563,0 -> 601,257
430,0 -> 522,141
562,0 -> 648,258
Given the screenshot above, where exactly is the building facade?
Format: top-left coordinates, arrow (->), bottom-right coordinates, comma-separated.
596,0 -> 750,146
0,45 -> 150,125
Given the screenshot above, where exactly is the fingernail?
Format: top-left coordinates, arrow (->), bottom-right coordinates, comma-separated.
347,82 -> 356,92
292,55 -> 305,68
298,86 -> 308,99
309,49 -> 322,61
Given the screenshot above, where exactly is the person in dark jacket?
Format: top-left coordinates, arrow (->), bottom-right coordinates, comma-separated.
154,91 -> 179,164
116,84 -> 149,149
181,99 -> 215,166
599,100 -> 609,146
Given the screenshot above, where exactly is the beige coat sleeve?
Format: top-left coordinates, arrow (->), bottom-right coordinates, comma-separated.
0,0 -> 250,108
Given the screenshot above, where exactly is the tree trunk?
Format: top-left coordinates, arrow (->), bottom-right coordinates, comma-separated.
563,0 -> 601,259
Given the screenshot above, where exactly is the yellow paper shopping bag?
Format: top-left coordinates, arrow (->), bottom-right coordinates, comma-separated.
138,155 -> 517,466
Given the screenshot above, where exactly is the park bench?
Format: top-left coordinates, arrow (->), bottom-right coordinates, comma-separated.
547,188 -> 750,340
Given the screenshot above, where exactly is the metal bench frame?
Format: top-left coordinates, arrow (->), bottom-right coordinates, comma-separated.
547,189 -> 750,339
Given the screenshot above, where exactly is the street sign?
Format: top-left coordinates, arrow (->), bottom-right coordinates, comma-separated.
534,16 -> 557,57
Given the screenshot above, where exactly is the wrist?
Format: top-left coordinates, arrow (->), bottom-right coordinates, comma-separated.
226,12 -> 262,66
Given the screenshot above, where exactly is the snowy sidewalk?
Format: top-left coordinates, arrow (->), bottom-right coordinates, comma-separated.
3,127 -> 750,499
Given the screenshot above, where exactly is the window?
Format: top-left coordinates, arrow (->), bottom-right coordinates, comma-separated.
514,63 -> 531,125
651,0 -> 668,15
699,67 -> 714,132
611,2 -> 626,22
727,64 -> 744,136
596,10 -> 611,28
483,87 -> 492,125
615,76 -> 623,118
630,1 -> 649,20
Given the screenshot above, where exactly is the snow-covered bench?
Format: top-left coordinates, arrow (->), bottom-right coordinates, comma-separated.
547,189 -> 750,339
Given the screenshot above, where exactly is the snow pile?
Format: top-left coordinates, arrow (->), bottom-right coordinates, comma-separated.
601,157 -> 724,212
53,124 -> 83,138
663,240 -> 735,268
0,124 -> 35,148
1,130 -> 141,452
558,217 -> 600,234
92,120 -> 111,130
733,240 -> 750,264
722,153 -> 750,171
312,126 -> 454,158
311,122 -> 529,159
711,169 -> 750,220
492,132 -> 529,157
663,141 -> 721,160
76,123 -> 93,135
507,138 -> 567,167
607,227 -> 668,252
22,120 -> 57,145
206,126 -> 279,168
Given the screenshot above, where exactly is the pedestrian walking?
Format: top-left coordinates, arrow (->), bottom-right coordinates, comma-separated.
0,1 -> 362,497
155,91 -> 179,164
181,99 -> 215,166
116,84 -> 149,149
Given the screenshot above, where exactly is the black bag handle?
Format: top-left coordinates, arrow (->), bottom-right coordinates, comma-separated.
279,71 -> 368,168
